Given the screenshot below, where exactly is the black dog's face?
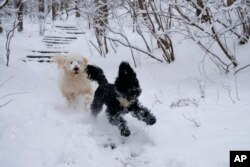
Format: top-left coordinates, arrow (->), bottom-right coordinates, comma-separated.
116,86 -> 141,101
126,87 -> 141,101
115,62 -> 142,101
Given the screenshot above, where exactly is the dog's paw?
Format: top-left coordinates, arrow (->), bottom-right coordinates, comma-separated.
120,128 -> 131,137
145,116 -> 156,125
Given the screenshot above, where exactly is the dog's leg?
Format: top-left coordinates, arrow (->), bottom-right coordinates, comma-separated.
90,91 -> 104,116
83,94 -> 92,110
129,102 -> 156,125
106,111 -> 130,137
82,87 -> 93,110
64,92 -> 76,108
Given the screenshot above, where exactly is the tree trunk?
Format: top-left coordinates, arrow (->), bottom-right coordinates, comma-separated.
0,0 -> 8,33
0,17 -> 2,33
227,0 -> 234,6
16,0 -> 24,32
61,0 -> 69,20
75,0 -> 80,17
38,0 -> 45,35
196,0 -> 204,17
52,0 -> 56,21
39,0 -> 45,15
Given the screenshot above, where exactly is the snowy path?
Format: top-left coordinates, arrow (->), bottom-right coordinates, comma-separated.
1,20 -> 250,167
1,20 -> 163,167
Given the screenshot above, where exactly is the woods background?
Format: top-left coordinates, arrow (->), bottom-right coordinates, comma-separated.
0,0 -> 249,72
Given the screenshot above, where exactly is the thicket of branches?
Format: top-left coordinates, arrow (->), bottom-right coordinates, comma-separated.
0,0 -> 249,72
82,0 -> 249,71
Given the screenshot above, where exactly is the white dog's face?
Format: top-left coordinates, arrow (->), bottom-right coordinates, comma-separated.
64,56 -> 87,75
53,55 -> 88,76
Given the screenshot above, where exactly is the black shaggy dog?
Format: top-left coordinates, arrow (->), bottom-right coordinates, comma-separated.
85,62 -> 156,137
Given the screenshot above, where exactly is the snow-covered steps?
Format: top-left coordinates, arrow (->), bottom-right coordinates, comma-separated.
24,24 -> 84,63
25,50 -> 69,62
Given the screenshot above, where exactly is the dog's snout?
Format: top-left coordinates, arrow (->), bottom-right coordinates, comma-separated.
74,67 -> 79,71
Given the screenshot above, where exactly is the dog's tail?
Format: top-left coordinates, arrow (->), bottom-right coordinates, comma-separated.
85,65 -> 108,85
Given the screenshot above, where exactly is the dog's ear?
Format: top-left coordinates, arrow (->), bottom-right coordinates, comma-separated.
118,61 -> 136,78
83,57 -> 88,65
53,56 -> 66,68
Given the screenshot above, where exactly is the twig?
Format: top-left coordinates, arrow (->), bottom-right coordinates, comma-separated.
0,99 -> 13,108
89,40 -> 102,56
108,39 -> 117,54
84,34 -> 93,57
154,93 -> 163,105
0,92 -> 28,99
191,134 -> 197,140
234,73 -> 240,101
235,64 -> 250,74
0,75 -> 13,87
222,84 -> 235,103
183,113 -> 201,127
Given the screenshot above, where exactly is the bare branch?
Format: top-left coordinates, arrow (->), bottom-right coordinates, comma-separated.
105,35 -> 163,63
235,64 -> 250,74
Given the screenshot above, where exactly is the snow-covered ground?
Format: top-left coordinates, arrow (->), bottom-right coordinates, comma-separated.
0,19 -> 250,167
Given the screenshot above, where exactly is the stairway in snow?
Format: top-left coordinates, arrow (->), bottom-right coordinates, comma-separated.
24,23 -> 85,63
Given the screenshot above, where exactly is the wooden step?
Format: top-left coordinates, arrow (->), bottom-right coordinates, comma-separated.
42,38 -> 73,42
30,50 -> 68,54
43,36 -> 77,40
43,41 -> 70,45
27,55 -> 53,59
66,32 -> 85,35
23,59 -> 53,63
24,55 -> 53,63
55,25 -> 78,29
45,46 -> 65,49
60,28 -> 79,31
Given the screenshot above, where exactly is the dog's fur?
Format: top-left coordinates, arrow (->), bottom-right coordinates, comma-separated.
85,62 -> 156,137
53,54 -> 92,108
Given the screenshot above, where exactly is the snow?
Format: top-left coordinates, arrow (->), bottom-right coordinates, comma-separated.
0,18 -> 250,167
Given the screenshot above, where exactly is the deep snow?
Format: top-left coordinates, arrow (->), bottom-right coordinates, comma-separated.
0,18 -> 250,167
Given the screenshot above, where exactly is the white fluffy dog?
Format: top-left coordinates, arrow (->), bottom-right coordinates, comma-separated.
53,54 -> 92,108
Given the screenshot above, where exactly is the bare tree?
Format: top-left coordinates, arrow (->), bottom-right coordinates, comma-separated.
135,0 -> 175,63
172,0 -> 243,71
93,0 -> 109,57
